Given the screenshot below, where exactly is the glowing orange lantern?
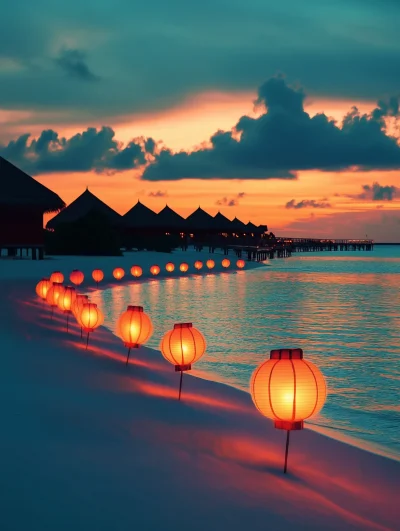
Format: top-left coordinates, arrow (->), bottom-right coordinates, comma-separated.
206,259 -> 215,269
117,305 -> 153,365
165,262 -> 175,272
222,258 -> 230,268
50,271 -> 64,283
72,294 -> 89,337
45,282 -> 64,318
250,348 -> 327,473
70,269 -> 84,286
237,259 -> 245,269
92,269 -> 104,287
194,261 -> 203,270
150,265 -> 160,276
131,265 -> 143,278
36,278 -> 52,300
57,286 -> 77,331
179,263 -> 189,272
113,267 -> 125,280
77,302 -> 104,348
160,323 -> 206,400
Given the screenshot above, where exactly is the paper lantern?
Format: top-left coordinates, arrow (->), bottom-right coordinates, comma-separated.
206,259 -> 215,269
50,271 -> 64,283
69,269 -> 84,286
150,265 -> 160,276
166,262 -> 175,272
250,348 -> 327,473
117,305 -> 153,365
77,302 -> 104,348
36,278 -> 51,300
160,323 -> 206,400
222,258 -> 230,268
113,267 -> 125,280
237,259 -> 245,269
92,269 -> 104,286
45,282 -> 64,318
194,260 -> 203,270
131,265 -> 143,278
72,294 -> 89,337
179,263 -> 189,272
57,286 -> 77,331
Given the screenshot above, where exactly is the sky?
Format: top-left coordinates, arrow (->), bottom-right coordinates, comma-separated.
0,0 -> 399,241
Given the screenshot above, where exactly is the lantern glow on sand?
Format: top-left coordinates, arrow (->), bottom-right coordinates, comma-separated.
46,282 -> 64,318
77,302 -> 104,348
206,259 -> 215,269
250,348 -> 327,474
92,269 -> 104,287
36,278 -> 52,301
160,323 -> 206,400
180,263 -> 189,272
57,286 -> 77,331
69,269 -> 84,286
117,306 -> 153,365
194,261 -> 203,270
150,265 -> 160,276
131,266 -> 143,278
165,262 -> 175,272
72,294 -> 89,337
113,267 -> 125,280
50,271 -> 64,283
222,258 -> 230,268
237,259 -> 245,269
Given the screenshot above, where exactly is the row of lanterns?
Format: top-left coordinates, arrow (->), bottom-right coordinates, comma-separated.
35,271 -> 327,475
48,258 -> 246,289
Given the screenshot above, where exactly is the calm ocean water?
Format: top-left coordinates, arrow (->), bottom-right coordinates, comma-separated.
91,245 -> 400,461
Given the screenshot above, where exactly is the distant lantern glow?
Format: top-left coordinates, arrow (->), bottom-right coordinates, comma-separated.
222,259 -> 230,268
45,282 -> 64,318
206,259 -> 215,269
36,278 -> 51,300
166,262 -> 175,272
236,259 -> 245,269
50,271 -> 64,283
131,265 -> 143,278
77,302 -> 104,348
117,305 -> 153,365
57,286 -> 77,331
250,348 -> 327,474
113,267 -> 125,280
92,269 -> 104,286
194,261 -> 203,270
180,262 -> 189,272
160,323 -> 206,400
69,269 -> 84,286
150,265 -> 160,276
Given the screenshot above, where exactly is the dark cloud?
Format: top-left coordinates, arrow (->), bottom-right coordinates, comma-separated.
54,49 -> 99,82
142,77 -> 400,181
148,190 -> 168,197
285,199 -> 331,209
0,127 -> 154,174
216,192 -> 246,207
338,181 -> 398,201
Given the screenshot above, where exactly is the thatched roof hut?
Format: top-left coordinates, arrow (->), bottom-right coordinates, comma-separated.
213,211 -> 233,232
0,156 -> 65,213
46,188 -> 121,230
155,205 -> 186,231
185,207 -> 215,231
246,221 -> 262,234
230,216 -> 247,232
123,200 -> 158,229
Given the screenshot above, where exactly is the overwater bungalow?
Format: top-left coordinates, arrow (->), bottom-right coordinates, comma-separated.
155,205 -> 186,234
0,156 -> 65,259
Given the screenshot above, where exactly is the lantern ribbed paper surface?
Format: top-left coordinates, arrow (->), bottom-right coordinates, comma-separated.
50,271 -> 64,283
165,262 -> 175,272
57,286 -> 77,313
70,270 -> 84,286
72,294 -> 89,317
117,306 -> 153,348
150,265 -> 160,276
78,303 -> 104,332
46,282 -> 64,306
36,278 -> 51,300
206,259 -> 215,269
161,323 -> 206,369
236,259 -> 245,269
113,267 -> 125,280
92,269 -> 104,284
131,265 -> 142,278
179,263 -> 189,272
222,259 -> 230,268
194,261 -> 203,270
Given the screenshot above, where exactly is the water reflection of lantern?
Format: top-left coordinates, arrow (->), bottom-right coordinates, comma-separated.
194,261 -> 203,270
250,348 -> 327,474
160,323 -> 206,400
206,259 -> 215,269
165,262 -> 175,272
50,271 -> 64,283
117,305 -> 153,365
46,282 -> 64,318
36,278 -> 51,300
113,267 -> 125,280
70,269 -> 84,286
57,286 -> 77,331
222,258 -> 230,268
72,294 -> 89,337
131,265 -> 142,278
92,269 -> 104,287
150,265 -> 160,276
180,263 -> 189,272
77,303 -> 104,348
237,259 -> 245,269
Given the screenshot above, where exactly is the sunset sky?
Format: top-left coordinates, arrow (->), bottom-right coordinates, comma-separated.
1,1 -> 399,241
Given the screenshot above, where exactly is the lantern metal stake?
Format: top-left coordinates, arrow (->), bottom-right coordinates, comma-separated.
179,369 -> 183,400
125,344 -> 139,365
86,331 -> 90,349
284,431 -> 290,474
66,313 -> 69,332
